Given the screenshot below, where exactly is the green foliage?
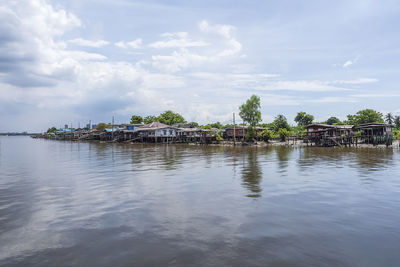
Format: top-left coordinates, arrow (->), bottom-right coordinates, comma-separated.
394,116 -> 400,130
222,124 -> 233,129
215,131 -> 224,141
143,115 -> 158,124
157,110 -> 186,125
258,123 -> 273,129
47,127 -> 57,133
239,95 -> 262,128
210,122 -> 223,129
346,109 -> 384,125
96,122 -> 111,131
130,115 -> 143,124
326,116 -> 341,125
277,128 -> 290,142
385,113 -> 394,125
354,130 -> 361,137
203,122 -> 223,129
188,122 -> 199,127
272,114 -> 291,132
244,127 -> 257,142
258,129 -> 273,142
290,125 -> 304,136
393,129 -> 400,139
294,111 -> 314,126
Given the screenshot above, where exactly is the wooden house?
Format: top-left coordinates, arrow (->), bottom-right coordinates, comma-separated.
133,122 -> 179,143
306,124 -> 354,137
355,123 -> 393,145
223,126 -> 265,140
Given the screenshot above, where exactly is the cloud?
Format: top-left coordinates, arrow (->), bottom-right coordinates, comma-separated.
255,80 -> 352,92
343,60 -> 353,68
115,39 -> 142,49
149,32 -> 209,48
0,0 -> 101,88
330,78 -> 378,84
68,38 -> 109,48
198,20 -> 242,57
351,93 -> 400,98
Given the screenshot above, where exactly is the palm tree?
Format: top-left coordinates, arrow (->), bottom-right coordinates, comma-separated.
386,113 -> 394,125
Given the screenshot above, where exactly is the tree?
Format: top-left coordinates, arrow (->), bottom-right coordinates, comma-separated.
294,111 -> 314,126
157,110 -> 186,125
130,115 -> 143,124
210,122 -> 223,129
277,128 -> 290,142
326,116 -> 341,125
239,95 -> 262,139
188,122 -> 199,127
96,122 -> 111,131
385,113 -> 394,125
346,109 -> 384,125
143,115 -> 158,124
394,116 -> 400,130
272,114 -> 290,132
47,127 -> 57,133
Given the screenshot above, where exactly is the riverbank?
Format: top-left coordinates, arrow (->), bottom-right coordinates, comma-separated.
210,140 -> 400,148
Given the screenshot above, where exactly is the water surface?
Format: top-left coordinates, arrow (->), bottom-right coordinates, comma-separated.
0,137 -> 399,266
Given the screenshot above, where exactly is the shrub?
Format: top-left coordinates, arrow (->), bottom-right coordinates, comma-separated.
258,129 -> 273,142
277,128 -> 290,142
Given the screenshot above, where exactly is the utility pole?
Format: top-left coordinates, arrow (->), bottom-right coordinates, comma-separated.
233,112 -> 236,146
112,116 -> 114,140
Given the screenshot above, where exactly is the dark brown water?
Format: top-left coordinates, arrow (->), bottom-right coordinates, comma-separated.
0,137 -> 399,266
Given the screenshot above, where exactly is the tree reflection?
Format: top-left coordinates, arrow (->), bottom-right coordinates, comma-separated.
275,147 -> 293,174
241,148 -> 262,198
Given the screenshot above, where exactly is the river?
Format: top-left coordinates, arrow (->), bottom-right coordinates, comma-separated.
0,136 -> 399,266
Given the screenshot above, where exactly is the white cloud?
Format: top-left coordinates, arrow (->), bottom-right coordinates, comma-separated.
330,78 -> 378,84
351,93 -> 400,98
115,39 -> 142,49
255,80 -> 352,92
343,60 -> 353,68
149,32 -> 209,48
198,20 -> 242,57
68,38 -> 109,48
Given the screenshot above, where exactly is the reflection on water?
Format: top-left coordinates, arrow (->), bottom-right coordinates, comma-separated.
1,137 -> 400,266
241,148 -> 262,198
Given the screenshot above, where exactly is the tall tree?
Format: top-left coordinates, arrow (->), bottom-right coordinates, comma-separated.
385,113 -> 394,125
157,110 -> 186,125
130,115 -> 143,124
294,111 -> 314,126
326,116 -> 341,125
272,114 -> 290,132
346,109 -> 384,125
239,95 -> 262,130
143,115 -> 158,124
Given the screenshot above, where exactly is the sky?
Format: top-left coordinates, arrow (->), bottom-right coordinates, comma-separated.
1,0 -> 400,132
